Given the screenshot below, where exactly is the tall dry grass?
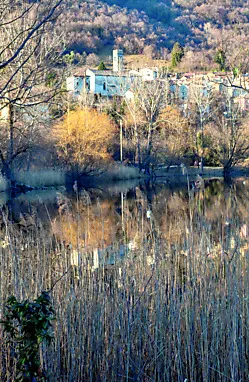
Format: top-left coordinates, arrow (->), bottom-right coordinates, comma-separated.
0,185 -> 248,381
14,169 -> 66,188
104,163 -> 142,181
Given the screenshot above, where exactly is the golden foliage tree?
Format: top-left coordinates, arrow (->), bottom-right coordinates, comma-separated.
54,107 -> 116,169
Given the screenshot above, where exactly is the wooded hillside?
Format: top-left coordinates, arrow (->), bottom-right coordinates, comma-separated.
61,0 -> 249,64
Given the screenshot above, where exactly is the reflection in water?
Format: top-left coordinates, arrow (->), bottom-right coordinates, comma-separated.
1,178 -> 249,381
1,177 -> 249,290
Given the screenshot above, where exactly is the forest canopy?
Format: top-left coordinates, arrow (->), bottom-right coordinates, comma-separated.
60,0 -> 249,61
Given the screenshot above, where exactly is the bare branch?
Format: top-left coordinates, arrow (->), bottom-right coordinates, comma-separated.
0,0 -> 63,71
0,4 -> 34,27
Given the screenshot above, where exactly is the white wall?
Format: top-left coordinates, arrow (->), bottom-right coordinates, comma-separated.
87,70 -> 131,96
66,76 -> 84,96
140,68 -> 158,81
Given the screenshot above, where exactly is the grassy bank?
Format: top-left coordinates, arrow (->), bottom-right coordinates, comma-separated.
156,165 -> 249,179
0,169 -> 66,192
0,165 -> 247,194
0,166 -> 141,192
14,169 -> 66,188
155,165 -> 224,178
98,164 -> 224,183
101,163 -> 145,181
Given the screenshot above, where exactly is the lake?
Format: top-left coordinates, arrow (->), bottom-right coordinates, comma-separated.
1,177 -> 249,381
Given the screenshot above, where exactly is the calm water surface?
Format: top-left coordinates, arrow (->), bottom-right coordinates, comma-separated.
1,177 -> 249,266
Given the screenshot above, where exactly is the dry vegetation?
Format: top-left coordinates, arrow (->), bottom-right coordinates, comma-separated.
124,55 -> 169,70
0,181 -> 249,381
14,170 -> 66,189
104,163 -> 142,181
54,108 -> 117,171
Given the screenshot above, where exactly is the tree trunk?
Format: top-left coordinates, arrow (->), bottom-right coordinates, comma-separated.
144,123 -> 153,174
223,159 -> 233,176
1,161 -> 12,190
134,123 -> 141,169
7,103 -> 14,183
1,103 -> 15,188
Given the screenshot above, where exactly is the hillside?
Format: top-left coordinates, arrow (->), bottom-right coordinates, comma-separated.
61,0 -> 180,57
61,0 -> 249,69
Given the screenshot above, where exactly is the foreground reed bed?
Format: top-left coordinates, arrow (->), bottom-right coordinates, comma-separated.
0,186 -> 248,381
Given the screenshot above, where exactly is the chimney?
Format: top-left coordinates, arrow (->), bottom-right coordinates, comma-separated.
113,49 -> 124,72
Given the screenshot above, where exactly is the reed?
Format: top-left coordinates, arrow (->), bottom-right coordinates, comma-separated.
0,185 -> 248,381
14,169 -> 66,188
104,163 -> 142,181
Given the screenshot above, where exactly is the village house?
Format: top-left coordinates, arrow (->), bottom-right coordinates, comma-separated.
66,51 -> 249,114
84,68 -> 132,97
66,75 -> 85,97
66,69 -> 133,98
66,49 -> 158,99
129,67 -> 158,81
170,72 -> 249,112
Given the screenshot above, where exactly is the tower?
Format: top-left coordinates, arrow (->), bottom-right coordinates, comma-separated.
113,49 -> 124,72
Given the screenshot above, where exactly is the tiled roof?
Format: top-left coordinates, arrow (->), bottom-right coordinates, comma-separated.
88,69 -> 135,77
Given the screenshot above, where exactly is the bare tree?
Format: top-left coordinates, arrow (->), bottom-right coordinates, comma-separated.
125,78 -> 169,172
188,80 -> 214,171
207,94 -> 249,174
0,0 -> 64,183
0,0 -> 63,72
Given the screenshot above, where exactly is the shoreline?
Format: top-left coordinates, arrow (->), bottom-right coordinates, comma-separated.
0,165 -> 248,195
